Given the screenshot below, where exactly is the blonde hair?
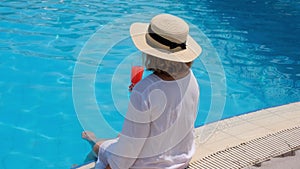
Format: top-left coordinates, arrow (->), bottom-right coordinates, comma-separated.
144,54 -> 192,78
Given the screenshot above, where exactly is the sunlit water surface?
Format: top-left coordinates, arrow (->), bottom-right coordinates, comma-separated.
0,0 -> 299,168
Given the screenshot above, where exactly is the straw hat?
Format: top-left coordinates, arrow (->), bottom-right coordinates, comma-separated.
130,13 -> 202,63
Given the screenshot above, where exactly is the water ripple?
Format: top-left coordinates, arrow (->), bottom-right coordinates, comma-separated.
0,122 -> 56,140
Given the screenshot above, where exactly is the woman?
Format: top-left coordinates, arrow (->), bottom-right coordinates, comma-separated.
83,13 -> 202,169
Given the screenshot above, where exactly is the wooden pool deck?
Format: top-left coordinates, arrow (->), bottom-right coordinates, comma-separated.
72,101 -> 300,169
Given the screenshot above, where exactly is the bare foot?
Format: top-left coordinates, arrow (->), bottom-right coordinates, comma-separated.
82,131 -> 97,145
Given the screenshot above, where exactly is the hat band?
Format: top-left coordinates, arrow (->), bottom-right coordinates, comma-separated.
147,26 -> 186,50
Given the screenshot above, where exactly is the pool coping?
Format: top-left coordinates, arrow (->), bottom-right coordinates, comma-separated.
191,101 -> 300,168
72,101 -> 300,169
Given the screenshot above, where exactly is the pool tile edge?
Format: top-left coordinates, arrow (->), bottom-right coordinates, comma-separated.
192,101 -> 300,163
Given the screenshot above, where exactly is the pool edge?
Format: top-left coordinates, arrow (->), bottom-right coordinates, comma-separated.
191,101 -> 300,167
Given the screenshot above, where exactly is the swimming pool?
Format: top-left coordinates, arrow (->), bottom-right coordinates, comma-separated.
0,0 -> 299,168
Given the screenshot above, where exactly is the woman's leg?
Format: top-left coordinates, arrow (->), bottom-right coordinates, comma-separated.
92,140 -> 108,156
82,131 -> 98,162
82,131 -> 120,151
82,131 -> 97,147
82,131 -> 112,169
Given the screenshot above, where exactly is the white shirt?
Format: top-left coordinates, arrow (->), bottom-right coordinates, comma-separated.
97,70 -> 199,169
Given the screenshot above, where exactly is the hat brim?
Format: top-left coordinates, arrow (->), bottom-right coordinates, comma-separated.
130,23 -> 202,63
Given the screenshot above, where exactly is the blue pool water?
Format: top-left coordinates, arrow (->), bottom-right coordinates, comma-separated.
0,0 -> 299,168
